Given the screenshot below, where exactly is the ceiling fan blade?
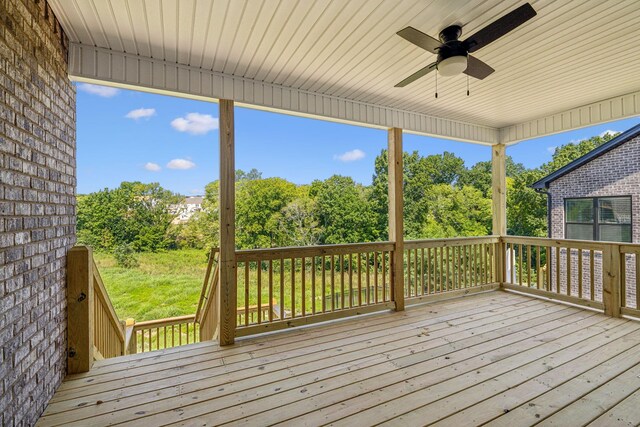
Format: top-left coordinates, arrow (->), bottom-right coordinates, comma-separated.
397,27 -> 441,53
464,55 -> 495,80
395,62 -> 437,87
464,3 -> 536,53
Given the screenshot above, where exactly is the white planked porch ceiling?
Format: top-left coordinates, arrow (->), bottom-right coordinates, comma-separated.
48,0 -> 640,145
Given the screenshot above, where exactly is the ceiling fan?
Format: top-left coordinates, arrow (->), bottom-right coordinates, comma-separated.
395,3 -> 536,87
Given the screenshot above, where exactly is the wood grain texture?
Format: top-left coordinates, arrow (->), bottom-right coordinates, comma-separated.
38,291 -> 640,427
388,127 -> 404,311
492,143 -> 506,236
219,99 -> 236,345
66,246 -> 94,374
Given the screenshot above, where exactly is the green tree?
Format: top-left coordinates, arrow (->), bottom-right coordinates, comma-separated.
310,175 -> 380,244
235,177 -> 297,248
77,182 -> 181,251
419,184 -> 492,238
274,187 -> 322,247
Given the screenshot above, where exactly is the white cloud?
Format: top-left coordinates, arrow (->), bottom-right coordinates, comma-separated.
144,162 -> 161,172
334,149 -> 366,162
77,83 -> 120,98
167,159 -> 196,170
126,108 -> 156,120
190,189 -> 204,195
171,113 -> 219,135
599,130 -> 618,138
547,146 -> 557,154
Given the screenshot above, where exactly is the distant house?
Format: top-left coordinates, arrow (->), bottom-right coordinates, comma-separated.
532,123 -> 640,244
171,196 -> 205,224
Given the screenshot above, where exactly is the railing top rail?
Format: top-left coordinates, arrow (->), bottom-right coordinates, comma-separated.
195,248 -> 219,321
235,241 -> 395,261
133,314 -> 197,329
502,235 -> 607,251
620,243 -> 640,254
404,236 -> 499,249
91,258 -> 125,342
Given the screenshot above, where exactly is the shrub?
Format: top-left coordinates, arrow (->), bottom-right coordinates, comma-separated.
113,243 -> 139,269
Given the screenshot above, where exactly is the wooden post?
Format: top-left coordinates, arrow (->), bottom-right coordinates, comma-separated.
219,99 -> 237,345
388,127 -> 404,311
603,243 -> 621,317
492,144 -> 506,287
124,318 -> 137,355
67,246 -> 94,373
491,144 -> 506,236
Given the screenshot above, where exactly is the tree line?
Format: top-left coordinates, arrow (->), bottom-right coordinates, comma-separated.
77,132 -> 617,253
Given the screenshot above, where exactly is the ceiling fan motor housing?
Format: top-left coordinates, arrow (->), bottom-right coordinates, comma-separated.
437,25 -> 468,62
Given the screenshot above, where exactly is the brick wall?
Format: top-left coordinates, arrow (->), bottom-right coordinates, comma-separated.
548,134 -> 640,307
0,0 -> 75,425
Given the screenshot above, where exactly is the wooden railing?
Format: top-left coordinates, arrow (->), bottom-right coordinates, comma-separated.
68,237 -> 640,366
500,236 -> 633,318
620,244 -> 640,318
234,242 -> 395,336
91,259 -> 126,359
130,315 -> 200,353
404,236 -> 500,302
67,246 -> 127,373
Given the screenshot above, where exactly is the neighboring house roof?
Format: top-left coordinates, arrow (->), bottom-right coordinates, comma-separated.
531,123 -> 640,189
184,196 -> 204,205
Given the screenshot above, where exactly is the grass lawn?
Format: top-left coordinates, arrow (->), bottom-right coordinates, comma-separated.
94,249 -> 210,322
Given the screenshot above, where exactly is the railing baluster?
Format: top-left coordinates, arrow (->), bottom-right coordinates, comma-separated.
280,259 -> 285,319
621,253 -> 626,309
446,246 -> 451,292
244,262 -> 250,326
357,253 -> 362,306
257,261 -> 262,324
301,256 -> 306,316
382,251 -> 387,302
291,258 -> 295,318
311,256 -> 316,314
268,260 -> 274,322
578,248 -> 583,298
407,249 -> 412,297
348,253 -> 353,308
590,249 -> 595,300
373,253 -> 378,303
566,247 -> 572,296
366,252 -> 370,305
420,248 -> 425,295
322,255 -> 327,312
536,246 -> 541,289
556,246 -> 561,294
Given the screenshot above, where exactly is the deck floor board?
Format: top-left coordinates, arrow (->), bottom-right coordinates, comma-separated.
38,291 -> 640,427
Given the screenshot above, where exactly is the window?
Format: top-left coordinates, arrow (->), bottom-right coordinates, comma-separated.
565,196 -> 632,242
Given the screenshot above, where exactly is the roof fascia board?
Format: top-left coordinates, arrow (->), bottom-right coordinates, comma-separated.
68,43 -> 498,145
499,90 -> 640,145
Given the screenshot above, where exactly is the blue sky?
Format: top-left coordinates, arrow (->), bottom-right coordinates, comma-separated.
76,83 -> 640,195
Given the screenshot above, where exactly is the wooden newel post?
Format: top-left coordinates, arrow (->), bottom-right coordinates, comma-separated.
219,99 -> 237,345
603,243 -> 621,317
492,144 -> 507,286
388,127 -> 404,311
67,246 -> 94,374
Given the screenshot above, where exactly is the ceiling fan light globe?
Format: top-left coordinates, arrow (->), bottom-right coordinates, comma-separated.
438,55 -> 467,77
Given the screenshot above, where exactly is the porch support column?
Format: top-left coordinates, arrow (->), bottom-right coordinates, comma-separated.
388,128 -> 405,311
491,143 -> 507,236
219,99 -> 236,346
492,143 -> 507,286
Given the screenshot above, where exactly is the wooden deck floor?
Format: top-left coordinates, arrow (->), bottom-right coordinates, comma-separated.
39,291 -> 640,427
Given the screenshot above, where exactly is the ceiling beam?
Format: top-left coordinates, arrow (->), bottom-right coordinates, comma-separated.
68,43 -> 498,145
